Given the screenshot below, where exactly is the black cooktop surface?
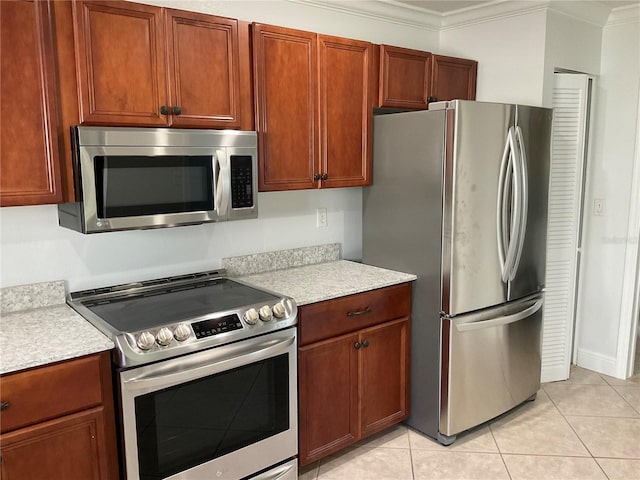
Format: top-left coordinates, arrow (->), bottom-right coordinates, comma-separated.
82,278 -> 279,332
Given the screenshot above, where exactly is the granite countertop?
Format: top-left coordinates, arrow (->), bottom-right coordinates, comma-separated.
239,260 -> 416,305
0,245 -> 414,375
0,282 -> 114,376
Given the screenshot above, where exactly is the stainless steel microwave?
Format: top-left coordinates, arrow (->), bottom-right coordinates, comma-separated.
58,126 -> 258,233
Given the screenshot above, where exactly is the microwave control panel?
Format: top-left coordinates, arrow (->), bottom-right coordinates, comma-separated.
230,156 -> 254,209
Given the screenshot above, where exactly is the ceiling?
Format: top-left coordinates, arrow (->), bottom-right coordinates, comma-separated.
395,0 -> 638,14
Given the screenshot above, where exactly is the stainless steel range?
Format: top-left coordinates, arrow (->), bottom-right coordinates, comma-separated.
68,270 -> 298,480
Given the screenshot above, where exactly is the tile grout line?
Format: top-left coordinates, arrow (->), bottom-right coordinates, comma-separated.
542,383 -> 602,463
607,381 -> 640,416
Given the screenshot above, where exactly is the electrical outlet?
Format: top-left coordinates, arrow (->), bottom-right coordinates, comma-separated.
316,208 -> 327,228
594,198 -> 605,216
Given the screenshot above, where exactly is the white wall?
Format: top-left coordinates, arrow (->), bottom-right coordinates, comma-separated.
0,188 -> 362,291
542,8 -> 602,106
137,0 -> 440,50
439,9 -> 547,105
576,13 -> 640,374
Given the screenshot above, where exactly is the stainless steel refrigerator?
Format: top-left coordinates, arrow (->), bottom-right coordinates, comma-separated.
362,100 -> 552,445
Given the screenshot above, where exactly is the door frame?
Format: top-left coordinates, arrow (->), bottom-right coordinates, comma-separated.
616,86 -> 640,378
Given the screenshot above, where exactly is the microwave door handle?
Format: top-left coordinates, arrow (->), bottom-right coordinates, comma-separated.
215,150 -> 230,217
213,152 -> 221,213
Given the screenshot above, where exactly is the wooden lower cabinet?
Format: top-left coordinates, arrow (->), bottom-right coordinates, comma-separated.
360,318 -> 410,436
299,332 -> 359,462
0,352 -> 119,480
298,283 -> 411,466
0,408 -> 109,480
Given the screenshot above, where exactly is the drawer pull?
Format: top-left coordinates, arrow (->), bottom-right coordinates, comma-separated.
347,306 -> 372,317
0,401 -> 9,411
362,339 -> 369,348
354,342 -> 361,350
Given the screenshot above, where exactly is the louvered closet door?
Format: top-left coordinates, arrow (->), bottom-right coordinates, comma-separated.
541,73 -> 591,382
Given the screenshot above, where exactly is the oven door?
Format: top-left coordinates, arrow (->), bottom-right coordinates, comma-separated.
118,328 -> 297,480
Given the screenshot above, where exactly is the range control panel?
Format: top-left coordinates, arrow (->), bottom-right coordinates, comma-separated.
192,314 -> 243,339
230,155 -> 254,209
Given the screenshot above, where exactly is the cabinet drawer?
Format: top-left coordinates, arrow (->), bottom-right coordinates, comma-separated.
298,283 -> 411,346
0,353 -> 105,433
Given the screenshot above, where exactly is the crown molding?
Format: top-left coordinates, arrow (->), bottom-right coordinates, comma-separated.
439,0 -> 549,30
286,0 -> 441,30
606,3 -> 640,26
546,1 -> 613,27
288,0 -> 628,31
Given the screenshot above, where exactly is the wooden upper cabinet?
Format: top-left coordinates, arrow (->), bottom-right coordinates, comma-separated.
378,44 -> 431,110
253,24 -> 318,191
319,35 -> 373,188
165,9 -> 241,128
73,0 -> 167,126
0,0 -> 64,206
253,25 -> 374,191
430,54 -> 478,103
73,0 -> 246,128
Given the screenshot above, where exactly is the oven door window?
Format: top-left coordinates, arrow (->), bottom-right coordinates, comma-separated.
134,353 -> 289,480
94,155 -> 214,218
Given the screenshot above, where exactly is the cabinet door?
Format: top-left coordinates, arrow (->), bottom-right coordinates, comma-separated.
318,35 -> 374,188
430,54 -> 477,103
73,0 -> 168,126
0,0 -> 63,206
0,407 -> 111,480
165,9 -> 241,128
253,24 -> 318,191
378,45 -> 431,110
359,317 -> 410,437
298,333 -> 359,466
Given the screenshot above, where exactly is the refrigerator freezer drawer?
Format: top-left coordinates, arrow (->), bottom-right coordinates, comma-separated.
440,295 -> 543,437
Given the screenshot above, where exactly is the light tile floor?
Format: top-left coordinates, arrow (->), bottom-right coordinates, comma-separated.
299,358 -> 640,479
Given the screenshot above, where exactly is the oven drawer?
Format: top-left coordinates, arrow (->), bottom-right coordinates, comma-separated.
0,354 -> 104,433
298,283 -> 411,346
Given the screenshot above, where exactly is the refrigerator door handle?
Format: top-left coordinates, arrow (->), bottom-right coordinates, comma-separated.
455,297 -> 543,332
504,126 -> 522,282
497,127 -> 520,283
509,126 -> 529,281
497,127 -> 514,281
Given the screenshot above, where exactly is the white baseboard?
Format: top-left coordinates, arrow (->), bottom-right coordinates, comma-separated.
541,364 -> 570,383
576,348 -> 618,378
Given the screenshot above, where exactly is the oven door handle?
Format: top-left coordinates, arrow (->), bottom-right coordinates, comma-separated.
122,334 -> 295,391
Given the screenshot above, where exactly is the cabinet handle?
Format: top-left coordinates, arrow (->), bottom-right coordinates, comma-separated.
354,342 -> 361,350
0,401 -> 9,411
172,106 -> 182,116
347,306 -> 372,317
160,105 -> 169,115
313,173 -> 321,181
362,339 -> 369,348
427,96 -> 438,103
321,173 -> 328,181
